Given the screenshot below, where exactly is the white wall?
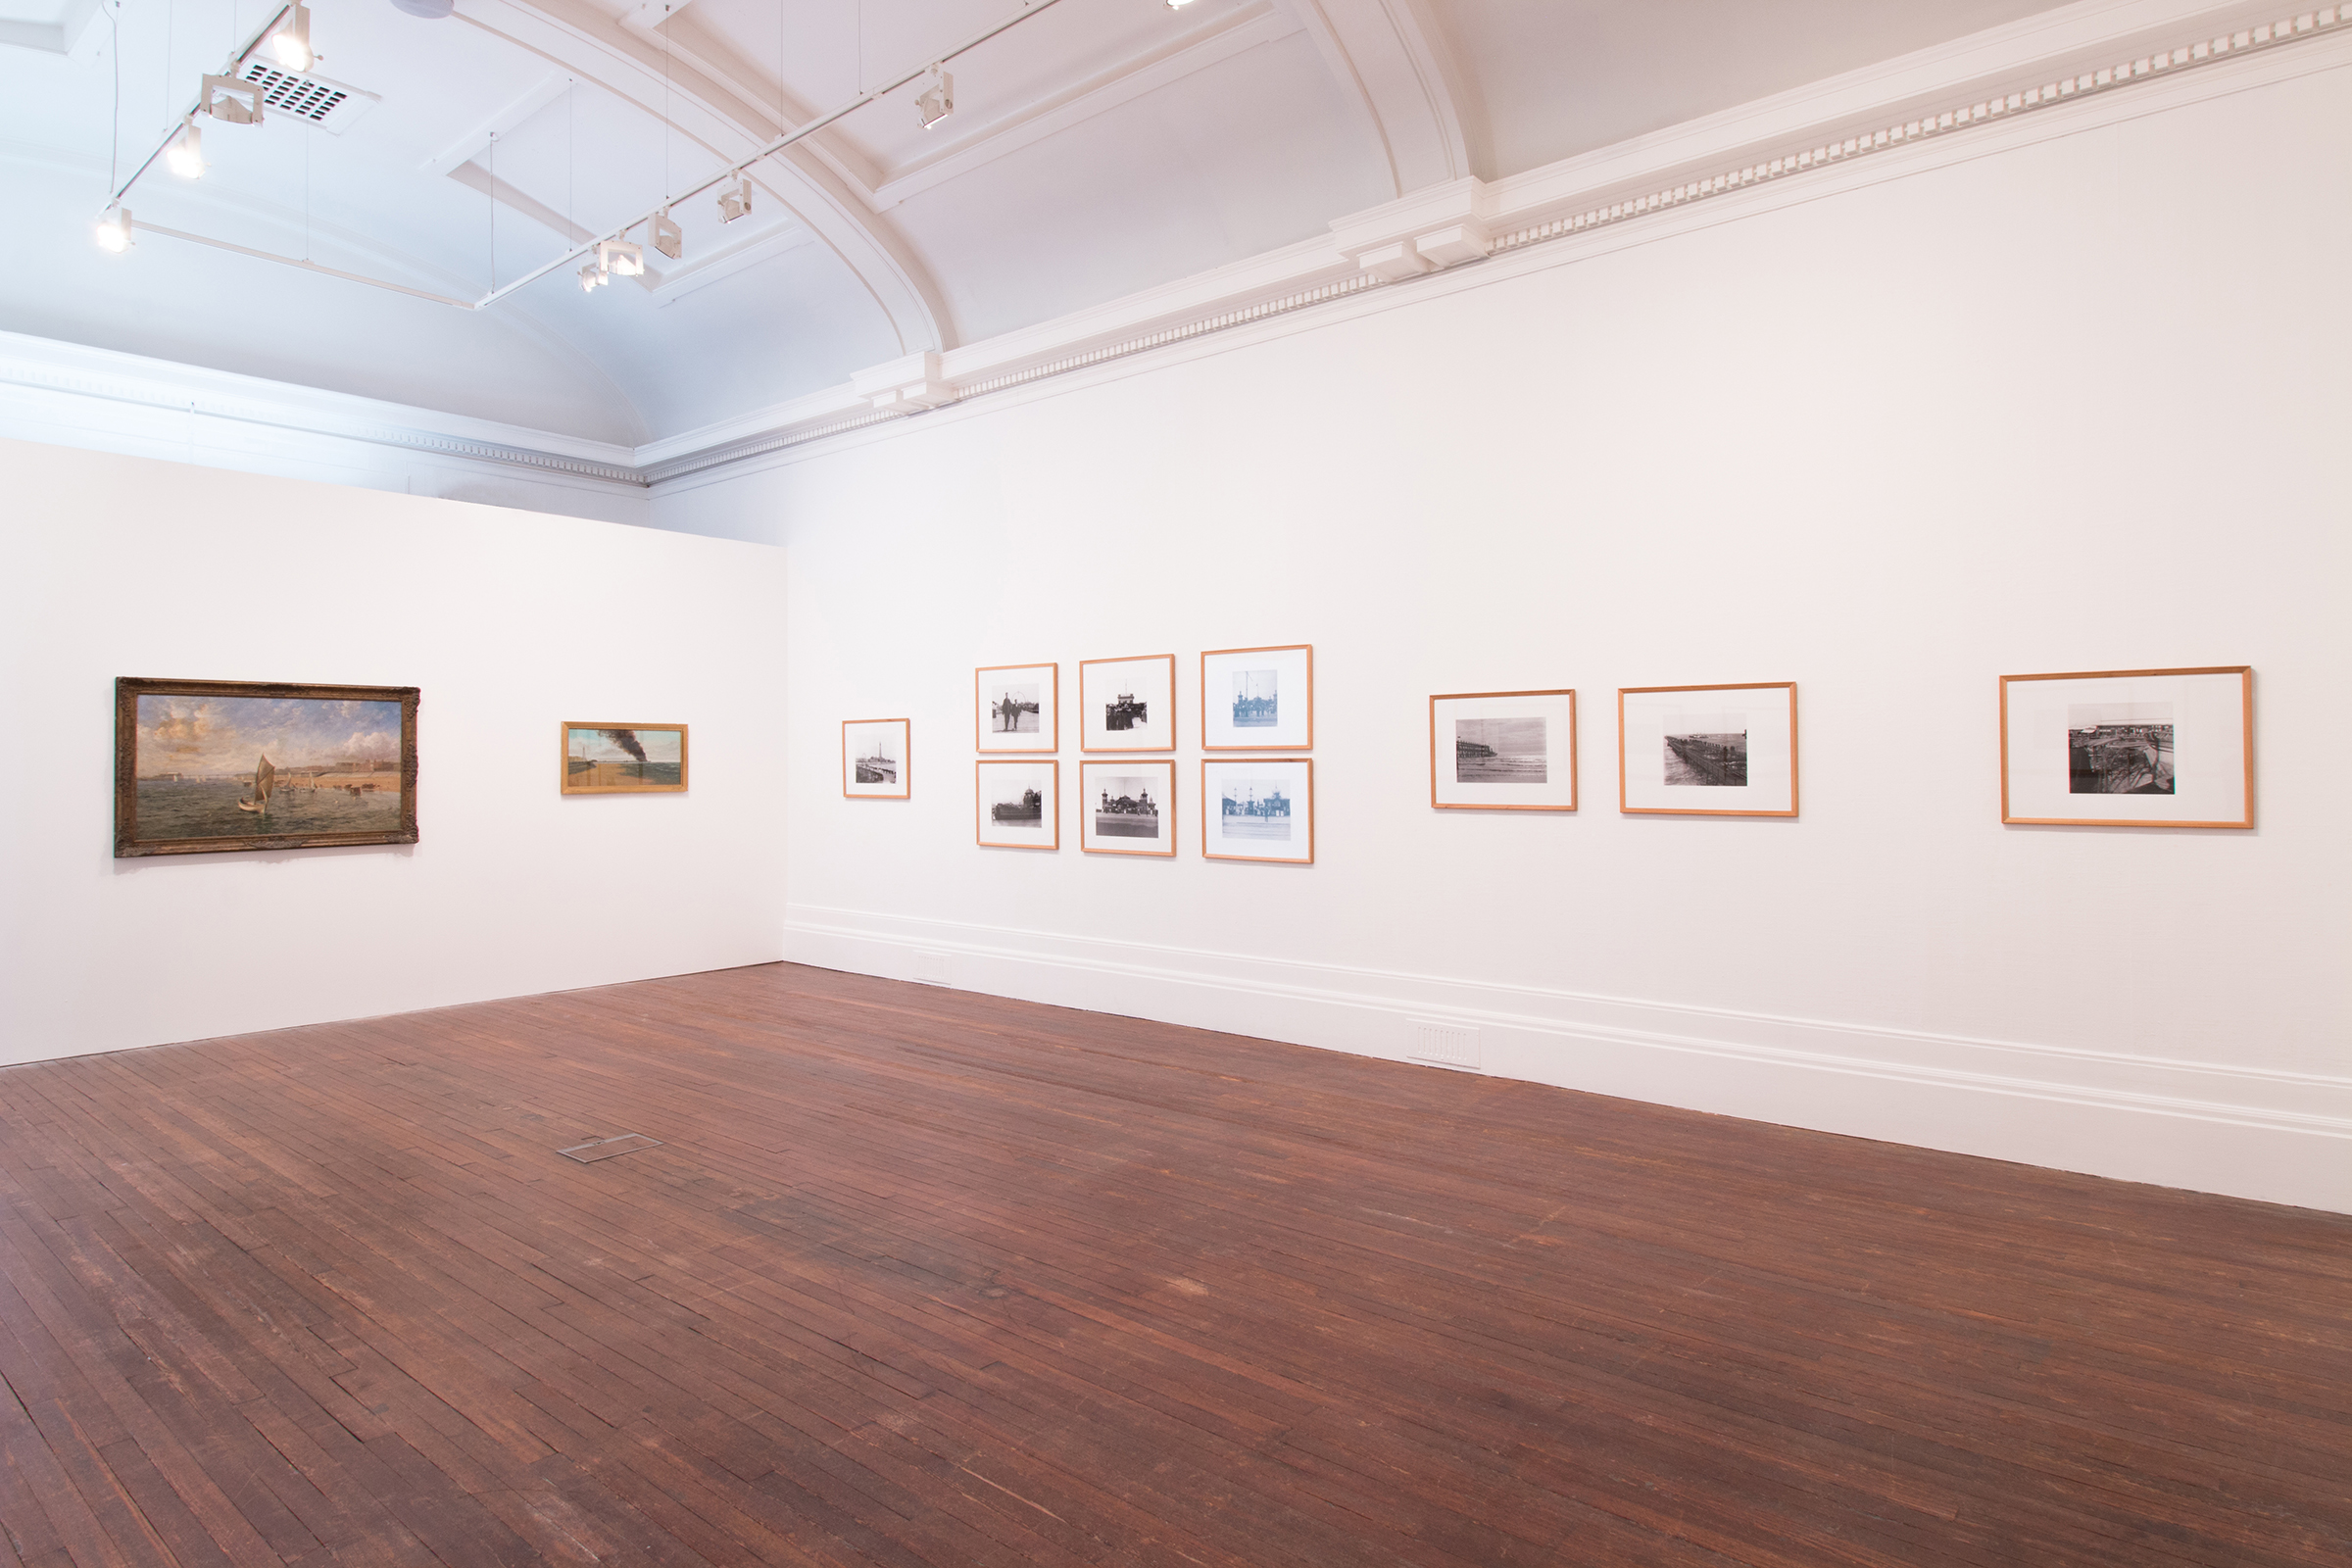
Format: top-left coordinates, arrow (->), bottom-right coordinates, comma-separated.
654,64 -> 2352,1210
0,438 -> 787,1063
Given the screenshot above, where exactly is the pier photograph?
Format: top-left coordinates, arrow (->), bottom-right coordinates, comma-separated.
976,662 -> 1057,752
1081,760 -> 1176,856
562,723 -> 687,794
1455,716 -> 1547,782
2068,702 -> 2176,794
977,760 -> 1058,849
843,718 -> 911,799
1429,690 -> 1577,811
1663,729 -> 1748,787
1999,669 -> 2248,828
1618,684 -> 1796,817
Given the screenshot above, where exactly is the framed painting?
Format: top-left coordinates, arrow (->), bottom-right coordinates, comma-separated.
1431,689 -> 1577,810
1201,758 -> 1313,864
977,760 -> 1059,850
561,722 -> 687,794
1080,759 -> 1176,857
115,676 -> 419,858
1618,683 -> 1796,817
1201,644 -> 1311,750
843,718 -> 910,799
976,662 -> 1057,753
1079,654 -> 1176,752
2000,666 -> 2251,827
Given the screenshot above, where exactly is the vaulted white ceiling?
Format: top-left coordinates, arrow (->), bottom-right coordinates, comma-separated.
0,0 -> 2082,447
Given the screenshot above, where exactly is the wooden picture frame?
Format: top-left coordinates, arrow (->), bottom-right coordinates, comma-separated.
1079,654 -> 1177,752
560,722 -> 688,794
1200,758 -> 1314,863
2000,665 -> 2252,828
1618,682 -> 1797,817
976,662 -> 1058,754
1080,759 -> 1176,857
115,676 -> 419,858
1200,644 -> 1312,751
1430,689 -> 1577,810
977,760 -> 1059,850
843,717 -> 910,799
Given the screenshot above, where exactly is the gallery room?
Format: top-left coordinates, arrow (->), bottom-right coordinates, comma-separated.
1,0 -> 2345,1562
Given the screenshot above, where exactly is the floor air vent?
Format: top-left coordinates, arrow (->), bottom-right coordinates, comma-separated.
558,1134 -> 662,1163
1406,1020 -> 1481,1072
235,59 -> 378,129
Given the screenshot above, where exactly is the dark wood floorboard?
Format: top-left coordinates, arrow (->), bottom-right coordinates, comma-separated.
0,962 -> 2344,1566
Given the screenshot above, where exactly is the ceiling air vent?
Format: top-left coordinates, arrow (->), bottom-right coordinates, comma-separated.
234,59 -> 380,131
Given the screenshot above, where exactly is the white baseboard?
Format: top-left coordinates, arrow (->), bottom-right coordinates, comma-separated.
784,905 -> 2351,1214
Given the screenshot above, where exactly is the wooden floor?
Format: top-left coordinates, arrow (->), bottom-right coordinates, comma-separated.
1,965 -> 2345,1567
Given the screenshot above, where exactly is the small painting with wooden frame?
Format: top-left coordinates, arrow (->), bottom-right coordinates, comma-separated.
561,723 -> 688,794
2000,665 -> 2251,827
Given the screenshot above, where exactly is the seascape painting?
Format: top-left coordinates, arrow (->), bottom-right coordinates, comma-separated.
563,724 -> 687,794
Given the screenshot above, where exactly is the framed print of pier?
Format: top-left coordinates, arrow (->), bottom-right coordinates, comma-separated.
843,718 -> 910,799
561,723 -> 687,794
1431,690 -> 1577,810
2000,666 -> 2251,828
1618,683 -> 1796,817
1201,759 -> 1313,864
1201,645 -> 1311,750
977,760 -> 1059,850
976,662 -> 1057,754
115,676 -> 419,858
1079,654 -> 1176,752
1081,760 -> 1176,857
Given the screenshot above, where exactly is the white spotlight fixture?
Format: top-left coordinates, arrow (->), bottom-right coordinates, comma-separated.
1165,0 -> 1197,8
165,118 -> 206,178
651,208 -> 682,261
94,205 -> 133,253
199,74 -> 265,125
578,259 -> 609,293
599,238 -> 645,278
270,2 -> 315,72
717,177 -> 753,224
916,66 -> 953,130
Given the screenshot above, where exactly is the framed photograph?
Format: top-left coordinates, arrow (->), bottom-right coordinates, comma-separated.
1079,654 -> 1176,752
1201,644 -> 1311,750
843,718 -> 909,799
1618,683 -> 1796,817
2000,666 -> 2251,828
1080,760 -> 1176,857
977,760 -> 1059,849
1201,759 -> 1313,864
115,676 -> 419,858
1430,690 -> 1577,810
561,723 -> 687,794
976,662 -> 1057,753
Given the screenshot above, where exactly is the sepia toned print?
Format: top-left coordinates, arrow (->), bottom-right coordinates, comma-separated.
1455,717 -> 1546,783
2068,702 -> 2174,794
844,718 -> 912,799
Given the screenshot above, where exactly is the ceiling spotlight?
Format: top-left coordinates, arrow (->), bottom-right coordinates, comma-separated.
388,0 -> 453,15
94,206 -> 133,253
599,238 -> 645,278
1165,0 -> 1197,8
578,259 -> 609,293
165,118 -> 205,178
270,2 -> 315,72
916,67 -> 953,130
651,208 -> 682,261
717,178 -> 752,224
199,75 -> 264,124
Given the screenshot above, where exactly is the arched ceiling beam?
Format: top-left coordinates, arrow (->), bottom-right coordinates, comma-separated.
1281,0 -> 1477,196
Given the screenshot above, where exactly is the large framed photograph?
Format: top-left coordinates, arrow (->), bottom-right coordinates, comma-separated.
2000,665 -> 2251,828
1430,690 -> 1576,810
1079,654 -> 1176,752
977,760 -> 1058,849
1618,683 -> 1796,817
1201,759 -> 1313,863
1080,760 -> 1176,857
976,662 -> 1057,754
115,676 -> 419,858
1201,644 -> 1311,750
561,722 -> 687,794
843,717 -> 909,799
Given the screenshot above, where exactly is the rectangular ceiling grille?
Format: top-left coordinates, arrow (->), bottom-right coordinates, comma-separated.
237,60 -> 351,122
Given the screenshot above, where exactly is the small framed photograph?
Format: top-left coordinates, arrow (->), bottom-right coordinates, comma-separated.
1201,759 -> 1313,863
562,722 -> 687,794
1080,760 -> 1176,857
976,662 -> 1056,753
1430,690 -> 1576,810
842,717 -> 909,799
977,760 -> 1058,849
2000,665 -> 2251,828
1618,683 -> 1796,816
1201,644 -> 1311,750
1079,654 -> 1176,751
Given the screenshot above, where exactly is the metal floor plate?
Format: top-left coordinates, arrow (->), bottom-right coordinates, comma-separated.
558,1133 -> 662,1163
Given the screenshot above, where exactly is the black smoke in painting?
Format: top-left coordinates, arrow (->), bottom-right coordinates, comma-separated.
602,728 -> 648,761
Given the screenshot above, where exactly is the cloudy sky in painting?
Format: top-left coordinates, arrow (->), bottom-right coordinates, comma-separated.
566,728 -> 682,763
137,697 -> 400,776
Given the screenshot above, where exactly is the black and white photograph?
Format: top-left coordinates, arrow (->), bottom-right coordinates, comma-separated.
842,718 -> 910,800
975,662 -> 1058,753
976,760 -> 1058,849
1080,760 -> 1176,856
1079,654 -> 1176,752
1201,758 -> 1313,863
1201,645 -> 1312,750
1430,690 -> 1577,810
1618,685 -> 1795,816
2002,667 -> 2249,827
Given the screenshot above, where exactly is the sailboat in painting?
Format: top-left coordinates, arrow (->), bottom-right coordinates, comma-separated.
235,755 -> 275,814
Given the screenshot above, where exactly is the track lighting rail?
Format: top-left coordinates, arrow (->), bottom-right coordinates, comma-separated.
102,4 -> 299,211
